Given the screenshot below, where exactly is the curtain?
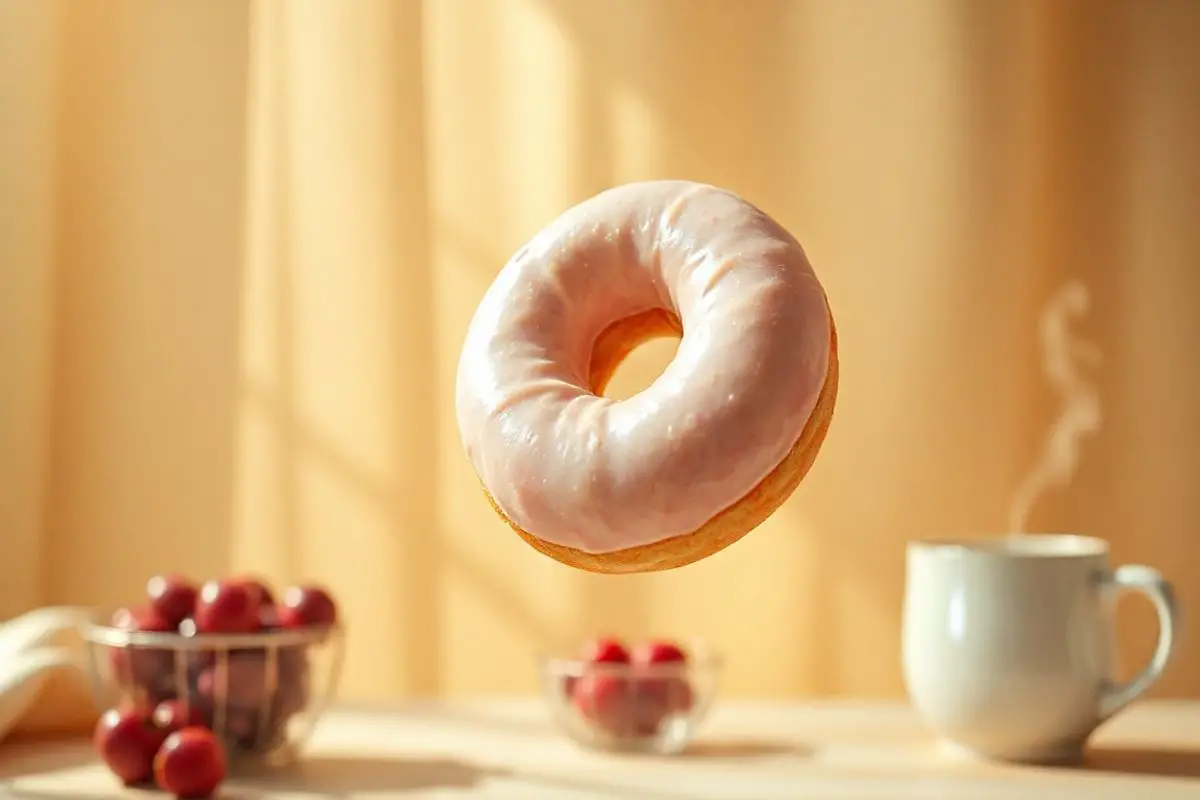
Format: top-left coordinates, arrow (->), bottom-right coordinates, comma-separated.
2,0 -> 1199,735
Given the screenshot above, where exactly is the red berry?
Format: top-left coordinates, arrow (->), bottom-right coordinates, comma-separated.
234,575 -> 276,607
225,708 -> 262,745
258,603 -> 280,629
277,645 -> 312,714
278,585 -> 338,628
108,606 -> 175,689
94,708 -> 166,785
195,580 -> 261,634
153,700 -> 206,735
633,675 -> 694,726
665,678 -> 694,713
630,640 -> 688,666
581,637 -> 630,664
113,605 -> 175,633
174,617 -> 217,672
146,574 -> 199,628
629,640 -> 693,733
572,673 -> 633,735
196,651 -> 272,710
154,727 -> 226,798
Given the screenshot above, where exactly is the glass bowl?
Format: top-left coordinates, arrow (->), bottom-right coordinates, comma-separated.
539,644 -> 722,755
79,609 -> 344,768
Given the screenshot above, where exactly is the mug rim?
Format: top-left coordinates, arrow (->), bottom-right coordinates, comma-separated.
908,533 -> 1108,559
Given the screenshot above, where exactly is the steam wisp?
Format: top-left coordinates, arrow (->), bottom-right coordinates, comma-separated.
1007,280 -> 1103,533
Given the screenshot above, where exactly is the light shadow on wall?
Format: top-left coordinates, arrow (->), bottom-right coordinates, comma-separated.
1057,0 -> 1200,696
45,1 -> 249,606
429,216 -> 580,649
0,0 -> 61,616
234,0 -> 450,697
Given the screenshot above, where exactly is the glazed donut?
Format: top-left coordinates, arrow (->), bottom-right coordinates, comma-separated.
456,180 -> 838,574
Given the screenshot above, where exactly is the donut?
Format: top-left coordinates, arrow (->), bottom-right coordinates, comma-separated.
456,180 -> 838,574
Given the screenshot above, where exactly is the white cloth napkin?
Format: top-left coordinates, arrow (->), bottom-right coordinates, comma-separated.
0,607 -> 94,743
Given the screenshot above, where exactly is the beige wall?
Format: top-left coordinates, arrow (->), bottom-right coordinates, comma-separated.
2,0 -> 1199,712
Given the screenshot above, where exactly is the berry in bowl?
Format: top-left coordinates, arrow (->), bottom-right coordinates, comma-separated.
540,637 -> 721,755
81,573 -> 344,793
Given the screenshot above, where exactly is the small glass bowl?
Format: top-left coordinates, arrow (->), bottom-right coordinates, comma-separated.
79,610 -> 344,768
539,644 -> 722,755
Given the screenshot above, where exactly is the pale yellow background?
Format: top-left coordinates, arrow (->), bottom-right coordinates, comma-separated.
2,0 -> 1199,733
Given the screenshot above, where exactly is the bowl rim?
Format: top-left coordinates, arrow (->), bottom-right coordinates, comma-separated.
79,607 -> 342,650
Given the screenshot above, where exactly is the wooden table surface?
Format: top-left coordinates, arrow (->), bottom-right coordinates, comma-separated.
2,699 -> 1199,798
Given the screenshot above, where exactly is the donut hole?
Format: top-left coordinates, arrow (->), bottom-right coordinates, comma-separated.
599,336 -> 681,400
587,309 -> 683,400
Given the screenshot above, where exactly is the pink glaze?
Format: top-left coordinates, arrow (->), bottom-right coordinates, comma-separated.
455,181 -> 831,554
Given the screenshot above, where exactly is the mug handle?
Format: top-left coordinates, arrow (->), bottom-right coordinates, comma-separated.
1095,564 -> 1181,720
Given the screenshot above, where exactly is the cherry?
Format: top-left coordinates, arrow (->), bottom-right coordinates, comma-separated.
195,579 -> 261,634
632,675 -> 694,730
278,585 -> 338,628
234,575 -> 276,607
630,640 -> 694,732
572,673 -> 633,735
146,574 -> 199,628
109,606 -> 174,689
277,672 -> 310,719
225,708 -> 262,747
569,638 -> 638,735
218,701 -> 297,753
94,707 -> 166,785
113,605 -> 175,634
174,617 -> 217,672
154,726 -> 227,798
277,644 -> 312,714
258,603 -> 281,630
630,640 -> 688,667
580,637 -> 630,664
278,641 -> 309,678
153,699 -> 207,735
663,677 -> 694,713
196,651 -> 273,710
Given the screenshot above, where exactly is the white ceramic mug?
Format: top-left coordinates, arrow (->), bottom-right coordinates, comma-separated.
902,534 -> 1180,764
